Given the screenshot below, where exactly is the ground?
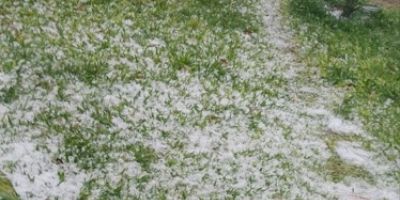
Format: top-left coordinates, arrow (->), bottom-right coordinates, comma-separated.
0,0 -> 399,199
371,0 -> 400,9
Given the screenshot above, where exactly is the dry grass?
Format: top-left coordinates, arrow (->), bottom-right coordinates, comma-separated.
370,0 -> 400,9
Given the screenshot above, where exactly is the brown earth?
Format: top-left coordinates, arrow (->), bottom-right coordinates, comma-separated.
370,0 -> 400,9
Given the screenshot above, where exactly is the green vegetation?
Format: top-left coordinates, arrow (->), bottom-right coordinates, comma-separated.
0,0 -> 265,198
324,156 -> 374,183
2,0 -> 398,198
0,172 -> 19,200
286,0 -> 400,151
322,134 -> 375,183
340,0 -> 367,17
129,143 -> 158,172
324,133 -> 372,151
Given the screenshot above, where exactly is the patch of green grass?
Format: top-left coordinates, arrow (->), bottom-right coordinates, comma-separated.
0,172 -> 19,200
186,0 -> 260,32
62,126 -> 112,170
78,179 -> 96,200
97,181 -> 125,200
324,155 -> 374,183
0,86 -> 19,104
91,106 -> 113,127
79,176 -> 167,199
324,133 -> 373,151
320,133 -> 375,183
64,61 -> 109,86
128,144 -> 158,172
286,0 -> 400,151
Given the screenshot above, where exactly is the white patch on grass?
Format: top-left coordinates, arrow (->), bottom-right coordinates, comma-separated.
329,9 -> 343,20
0,142 -> 86,200
334,141 -> 395,174
327,180 -> 400,200
327,117 -> 364,135
0,104 -> 8,117
336,141 -> 371,167
103,94 -> 121,107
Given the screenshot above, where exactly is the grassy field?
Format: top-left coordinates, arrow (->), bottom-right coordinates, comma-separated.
286,0 -> 400,151
1,0 -> 399,199
0,0 -> 267,199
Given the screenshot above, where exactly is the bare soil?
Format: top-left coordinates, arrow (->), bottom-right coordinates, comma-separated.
370,0 -> 400,9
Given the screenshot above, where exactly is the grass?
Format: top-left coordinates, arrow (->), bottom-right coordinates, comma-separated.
286,0 -> 400,151
128,143 -> 158,172
2,0 -> 398,198
324,133 -> 373,151
0,172 -> 19,200
322,134 -> 375,183
0,0 -> 266,198
324,155 -> 375,183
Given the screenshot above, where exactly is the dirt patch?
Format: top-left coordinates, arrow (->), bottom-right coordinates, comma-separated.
370,0 -> 400,9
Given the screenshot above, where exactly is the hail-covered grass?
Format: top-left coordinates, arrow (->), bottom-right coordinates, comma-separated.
286,0 -> 400,152
0,0 -> 399,199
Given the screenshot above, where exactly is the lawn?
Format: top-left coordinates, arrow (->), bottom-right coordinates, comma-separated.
286,0 -> 400,151
0,0 -> 271,199
0,0 -> 399,199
